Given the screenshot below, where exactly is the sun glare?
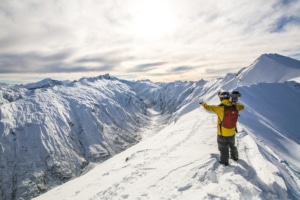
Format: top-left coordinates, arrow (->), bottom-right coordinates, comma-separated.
131,0 -> 177,39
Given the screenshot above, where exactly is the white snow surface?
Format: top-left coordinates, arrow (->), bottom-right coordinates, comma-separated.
1,54 -> 300,200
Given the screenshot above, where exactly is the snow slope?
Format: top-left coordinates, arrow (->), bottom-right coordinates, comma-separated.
33,105 -> 289,200
1,53 -> 300,199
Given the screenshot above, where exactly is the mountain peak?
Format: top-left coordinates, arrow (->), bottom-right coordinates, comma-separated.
260,53 -> 281,59
234,53 -> 300,86
258,53 -> 300,69
24,78 -> 64,90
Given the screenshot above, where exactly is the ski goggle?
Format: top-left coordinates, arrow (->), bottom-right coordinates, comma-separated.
218,92 -> 230,98
231,91 -> 241,98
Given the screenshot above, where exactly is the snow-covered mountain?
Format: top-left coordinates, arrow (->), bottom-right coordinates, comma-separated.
1,53 -> 300,200
0,74 -> 205,199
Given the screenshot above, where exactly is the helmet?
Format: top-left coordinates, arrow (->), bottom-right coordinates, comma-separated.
218,91 -> 230,100
231,91 -> 241,103
231,91 -> 241,97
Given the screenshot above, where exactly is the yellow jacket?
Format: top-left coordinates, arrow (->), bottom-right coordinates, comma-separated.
201,99 -> 244,137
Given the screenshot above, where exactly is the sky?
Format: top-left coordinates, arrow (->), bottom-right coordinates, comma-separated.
0,0 -> 300,84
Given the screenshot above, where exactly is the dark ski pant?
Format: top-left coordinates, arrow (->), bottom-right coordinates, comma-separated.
217,135 -> 238,164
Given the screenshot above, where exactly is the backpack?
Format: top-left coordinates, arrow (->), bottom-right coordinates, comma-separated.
220,104 -> 239,129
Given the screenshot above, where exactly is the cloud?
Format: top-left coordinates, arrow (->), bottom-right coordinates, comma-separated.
274,0 -> 297,7
0,51 -> 72,73
75,50 -> 128,67
205,68 -> 235,75
0,1 -> 15,21
0,51 -> 117,73
0,53 -> 43,73
270,16 -> 300,32
44,52 -> 72,62
129,62 -> 167,72
42,64 -> 114,73
0,0 -> 299,83
170,66 -> 194,73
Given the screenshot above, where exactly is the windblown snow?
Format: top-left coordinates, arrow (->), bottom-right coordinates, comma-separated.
1,53 -> 300,200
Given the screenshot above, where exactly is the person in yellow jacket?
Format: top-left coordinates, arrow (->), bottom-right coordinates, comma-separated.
200,91 -> 244,166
